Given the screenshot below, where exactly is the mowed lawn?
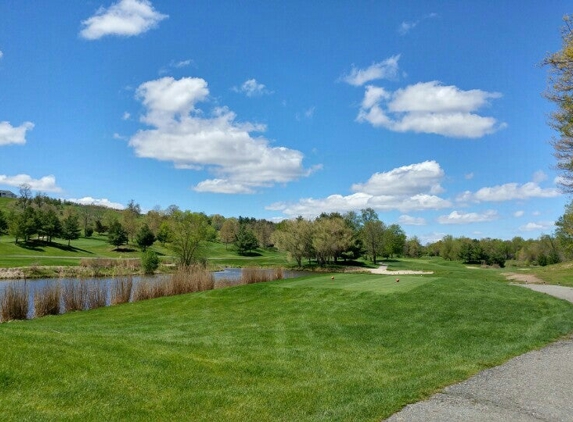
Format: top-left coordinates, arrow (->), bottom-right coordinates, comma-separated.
1,265 -> 573,421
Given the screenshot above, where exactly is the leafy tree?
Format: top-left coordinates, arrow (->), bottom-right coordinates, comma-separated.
404,236 -> 424,258
135,223 -> 156,251
8,206 -> 38,243
220,218 -> 239,249
122,202 -> 140,243
272,219 -> 314,266
170,211 -> 211,266
312,216 -> 353,265
382,224 -> 406,258
0,209 -> 8,235
61,213 -> 81,246
156,221 -> 172,246
556,200 -> 573,255
108,220 -> 129,249
235,224 -> 259,255
359,208 -> 385,264
543,15 -> 573,192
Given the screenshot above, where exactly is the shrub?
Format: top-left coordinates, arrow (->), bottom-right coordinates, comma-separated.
34,283 -> 61,317
141,250 -> 160,275
241,267 -> 283,284
1,283 -> 29,321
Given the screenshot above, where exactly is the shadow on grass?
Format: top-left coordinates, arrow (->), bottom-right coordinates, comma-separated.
16,240 -> 93,254
113,247 -> 137,253
238,251 -> 263,257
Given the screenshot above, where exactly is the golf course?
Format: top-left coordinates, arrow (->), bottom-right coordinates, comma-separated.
1,258 -> 572,421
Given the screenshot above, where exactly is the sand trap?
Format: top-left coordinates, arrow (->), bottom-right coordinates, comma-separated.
369,265 -> 433,275
503,272 -> 545,284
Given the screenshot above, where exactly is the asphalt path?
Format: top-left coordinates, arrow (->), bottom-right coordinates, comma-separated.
385,283 -> 573,422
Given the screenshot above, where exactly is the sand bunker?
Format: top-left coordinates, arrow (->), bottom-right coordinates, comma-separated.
503,272 -> 545,284
369,265 -> 433,275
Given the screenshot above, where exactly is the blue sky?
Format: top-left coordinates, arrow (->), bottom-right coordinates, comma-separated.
0,1 -> 570,243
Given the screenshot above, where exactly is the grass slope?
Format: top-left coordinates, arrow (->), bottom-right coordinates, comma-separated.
1,263 -> 572,421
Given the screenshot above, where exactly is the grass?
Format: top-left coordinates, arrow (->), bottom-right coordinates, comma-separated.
512,261 -> 573,287
1,261 -> 572,421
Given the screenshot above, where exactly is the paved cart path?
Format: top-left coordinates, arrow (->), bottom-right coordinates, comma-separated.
385,283 -> 573,422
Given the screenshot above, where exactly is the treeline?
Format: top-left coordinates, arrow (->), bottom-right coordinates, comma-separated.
2,184 -> 572,269
425,234 -> 571,268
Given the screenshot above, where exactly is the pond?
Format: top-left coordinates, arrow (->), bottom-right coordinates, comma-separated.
0,268 -> 308,320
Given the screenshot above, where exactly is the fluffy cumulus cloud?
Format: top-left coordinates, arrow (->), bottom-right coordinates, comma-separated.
341,55 -> 400,86
357,81 -> 505,138
233,79 -> 272,97
457,182 -> 561,203
437,210 -> 498,225
0,174 -> 61,192
129,76 -> 314,194
80,0 -> 168,40
0,121 -> 34,146
267,161 -> 452,218
67,197 -> 124,210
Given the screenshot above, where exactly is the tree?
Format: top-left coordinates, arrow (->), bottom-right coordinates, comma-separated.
108,220 -> 129,249
543,15 -> 573,192
61,213 -> 81,246
0,209 -> 7,235
156,221 -> 172,246
312,216 -> 353,265
272,219 -> 314,266
170,211 -> 211,266
220,218 -> 239,249
135,223 -> 156,251
37,206 -> 62,243
235,224 -> 259,255
383,224 -> 406,258
359,208 -> 385,264
556,200 -> 573,255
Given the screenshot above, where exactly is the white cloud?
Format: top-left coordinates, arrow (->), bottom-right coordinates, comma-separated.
464,172 -> 474,180
232,79 -> 272,97
519,221 -> 554,232
398,215 -> 427,226
437,210 -> 498,225
80,0 -> 168,40
0,51 -> 3,59
173,59 -> 192,68
0,121 -> 34,146
129,76 -> 314,194
0,174 -> 62,192
398,13 -> 438,35
267,161 -> 452,218
532,170 -> 548,183
514,210 -> 524,218
457,182 -> 561,202
351,161 -> 444,196
357,81 -> 505,138
122,112 -> 131,120
341,55 -> 400,86
67,197 -> 125,210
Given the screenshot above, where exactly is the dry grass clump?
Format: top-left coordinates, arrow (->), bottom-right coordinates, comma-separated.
62,280 -> 87,312
241,267 -> 284,285
111,276 -> 133,305
132,280 -> 155,302
34,283 -> 61,317
80,258 -> 140,277
171,265 -> 214,294
1,283 -> 29,321
85,280 -> 107,310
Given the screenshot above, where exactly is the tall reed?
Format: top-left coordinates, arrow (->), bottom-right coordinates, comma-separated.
62,280 -> 86,312
34,283 -> 61,317
171,265 -> 214,294
85,280 -> 107,310
111,276 -> 133,305
1,282 -> 29,321
241,267 -> 284,284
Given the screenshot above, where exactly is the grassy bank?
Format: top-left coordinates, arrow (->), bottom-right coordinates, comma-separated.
1,262 -> 572,421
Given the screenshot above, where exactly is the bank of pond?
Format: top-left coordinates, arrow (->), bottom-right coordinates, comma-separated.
0,267 -> 305,322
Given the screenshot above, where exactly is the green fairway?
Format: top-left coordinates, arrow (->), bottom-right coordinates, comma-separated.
279,273 -> 435,294
1,263 -> 573,421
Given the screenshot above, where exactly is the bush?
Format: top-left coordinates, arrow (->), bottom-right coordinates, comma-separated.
111,276 -> 133,305
141,250 -> 160,275
1,283 -> 29,321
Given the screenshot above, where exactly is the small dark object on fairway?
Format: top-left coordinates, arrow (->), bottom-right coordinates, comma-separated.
396,278 -> 400,282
